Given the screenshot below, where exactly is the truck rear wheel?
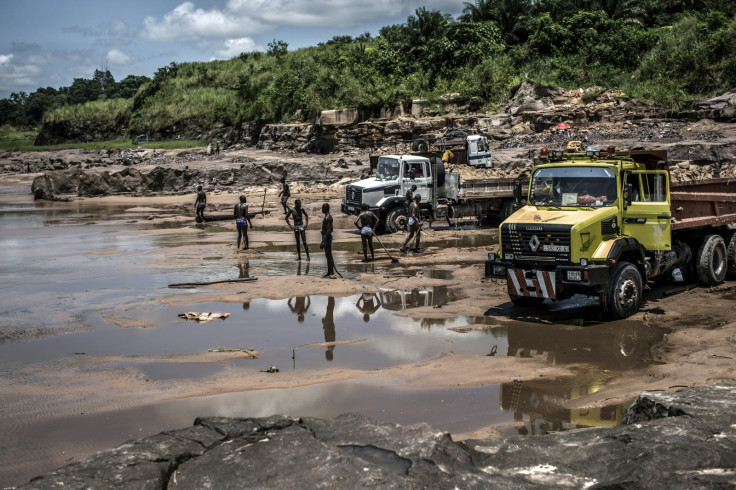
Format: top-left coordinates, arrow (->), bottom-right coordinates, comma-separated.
695,234 -> 727,285
510,295 -> 545,307
385,207 -> 408,234
501,199 -> 515,220
603,261 -> 643,319
726,232 -> 736,280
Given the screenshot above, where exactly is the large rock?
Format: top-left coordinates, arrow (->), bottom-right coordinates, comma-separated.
22,385 -> 736,489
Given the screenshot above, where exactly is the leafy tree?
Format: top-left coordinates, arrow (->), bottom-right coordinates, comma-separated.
267,39 -> 289,56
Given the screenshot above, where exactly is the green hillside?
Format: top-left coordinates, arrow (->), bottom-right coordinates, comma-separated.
2,1 -> 735,141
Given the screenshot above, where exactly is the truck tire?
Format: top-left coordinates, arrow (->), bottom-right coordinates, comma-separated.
510,295 -> 545,307
412,140 -> 428,152
385,207 -> 408,234
602,261 -> 643,319
696,234 -> 727,285
727,232 -> 736,280
501,199 -> 515,220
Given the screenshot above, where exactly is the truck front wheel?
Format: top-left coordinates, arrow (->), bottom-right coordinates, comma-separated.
603,261 -> 643,319
385,207 -> 408,234
696,234 -> 727,285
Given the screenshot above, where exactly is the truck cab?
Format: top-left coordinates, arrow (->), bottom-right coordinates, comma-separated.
485,148 -> 680,319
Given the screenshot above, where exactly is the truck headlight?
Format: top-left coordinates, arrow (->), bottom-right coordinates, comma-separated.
488,252 -> 497,261
566,270 -> 582,281
492,265 -> 506,276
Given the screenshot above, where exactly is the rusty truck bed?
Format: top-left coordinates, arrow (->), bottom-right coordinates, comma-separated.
670,178 -> 736,230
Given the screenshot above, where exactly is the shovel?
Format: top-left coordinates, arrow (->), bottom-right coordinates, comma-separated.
373,234 -> 399,263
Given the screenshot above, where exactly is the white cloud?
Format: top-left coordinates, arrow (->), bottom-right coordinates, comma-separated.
141,0 -> 466,44
142,2 -> 244,42
0,56 -> 44,93
107,48 -> 133,65
215,37 -> 258,58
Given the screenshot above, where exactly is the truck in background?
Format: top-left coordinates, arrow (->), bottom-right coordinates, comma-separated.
342,153 -> 522,233
411,130 -> 492,168
485,147 -> 736,319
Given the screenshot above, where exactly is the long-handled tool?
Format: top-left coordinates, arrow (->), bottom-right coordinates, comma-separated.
373,234 -> 399,263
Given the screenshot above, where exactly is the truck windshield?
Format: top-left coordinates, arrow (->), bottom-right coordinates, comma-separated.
530,166 -> 618,207
375,158 -> 400,180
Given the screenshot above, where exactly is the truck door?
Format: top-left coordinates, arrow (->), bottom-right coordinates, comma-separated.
467,136 -> 492,168
403,161 -> 430,202
621,170 -> 672,251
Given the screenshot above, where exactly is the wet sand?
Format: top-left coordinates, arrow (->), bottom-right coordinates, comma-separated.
1,182 -> 736,486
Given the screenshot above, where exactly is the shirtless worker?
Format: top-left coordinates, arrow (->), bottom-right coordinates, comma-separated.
278,175 -> 290,214
233,195 -> 253,250
404,184 -> 417,231
354,203 -> 379,262
320,203 -> 336,278
400,194 -> 422,253
194,185 -> 206,222
285,199 -> 310,261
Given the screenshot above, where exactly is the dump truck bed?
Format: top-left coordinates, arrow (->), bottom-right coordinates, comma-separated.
457,179 -> 518,199
670,178 -> 736,230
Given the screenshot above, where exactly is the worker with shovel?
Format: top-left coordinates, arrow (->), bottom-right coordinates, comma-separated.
400,195 -> 422,253
354,203 -> 379,262
320,203 -> 336,278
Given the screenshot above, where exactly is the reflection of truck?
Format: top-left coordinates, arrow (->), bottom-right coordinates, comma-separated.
342,153 -> 521,233
485,148 -> 736,319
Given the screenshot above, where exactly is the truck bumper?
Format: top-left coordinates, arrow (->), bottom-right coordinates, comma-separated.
485,260 -> 609,300
341,200 -> 361,216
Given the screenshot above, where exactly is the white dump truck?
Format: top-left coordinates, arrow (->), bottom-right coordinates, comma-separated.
341,153 -> 521,233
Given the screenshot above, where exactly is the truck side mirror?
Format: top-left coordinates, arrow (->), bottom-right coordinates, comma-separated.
624,183 -> 633,209
513,182 -> 523,203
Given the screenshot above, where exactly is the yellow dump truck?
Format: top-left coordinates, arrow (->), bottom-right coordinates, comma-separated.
485,147 -> 736,319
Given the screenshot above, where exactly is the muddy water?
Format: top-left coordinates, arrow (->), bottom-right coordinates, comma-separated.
0,185 -> 666,485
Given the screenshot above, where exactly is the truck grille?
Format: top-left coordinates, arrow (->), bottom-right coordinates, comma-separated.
501,223 -> 572,261
345,185 -> 362,205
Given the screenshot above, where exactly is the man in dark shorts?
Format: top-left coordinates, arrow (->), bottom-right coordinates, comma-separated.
278,175 -> 290,214
354,203 -> 379,262
404,185 -> 416,231
194,185 -> 206,222
285,199 -> 310,261
234,195 -> 253,250
401,194 -> 422,253
320,203 -> 335,278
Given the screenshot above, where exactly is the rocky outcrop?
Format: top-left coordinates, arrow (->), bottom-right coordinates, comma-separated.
681,91 -> 736,122
35,120 -> 127,146
22,385 -> 736,489
30,158 -> 361,200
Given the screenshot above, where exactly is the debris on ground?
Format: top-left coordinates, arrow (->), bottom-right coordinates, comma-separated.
178,312 -> 231,323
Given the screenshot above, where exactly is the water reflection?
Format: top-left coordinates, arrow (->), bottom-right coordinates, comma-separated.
288,296 -> 311,323
489,318 -> 667,435
356,293 -> 381,322
500,377 -> 632,436
322,296 -> 335,361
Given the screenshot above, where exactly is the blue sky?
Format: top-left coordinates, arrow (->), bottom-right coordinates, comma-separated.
0,0 -> 466,99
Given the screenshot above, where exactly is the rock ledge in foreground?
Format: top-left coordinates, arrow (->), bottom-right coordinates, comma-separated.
23,385 -> 736,489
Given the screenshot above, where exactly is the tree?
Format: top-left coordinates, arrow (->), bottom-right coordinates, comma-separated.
267,39 -> 289,56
